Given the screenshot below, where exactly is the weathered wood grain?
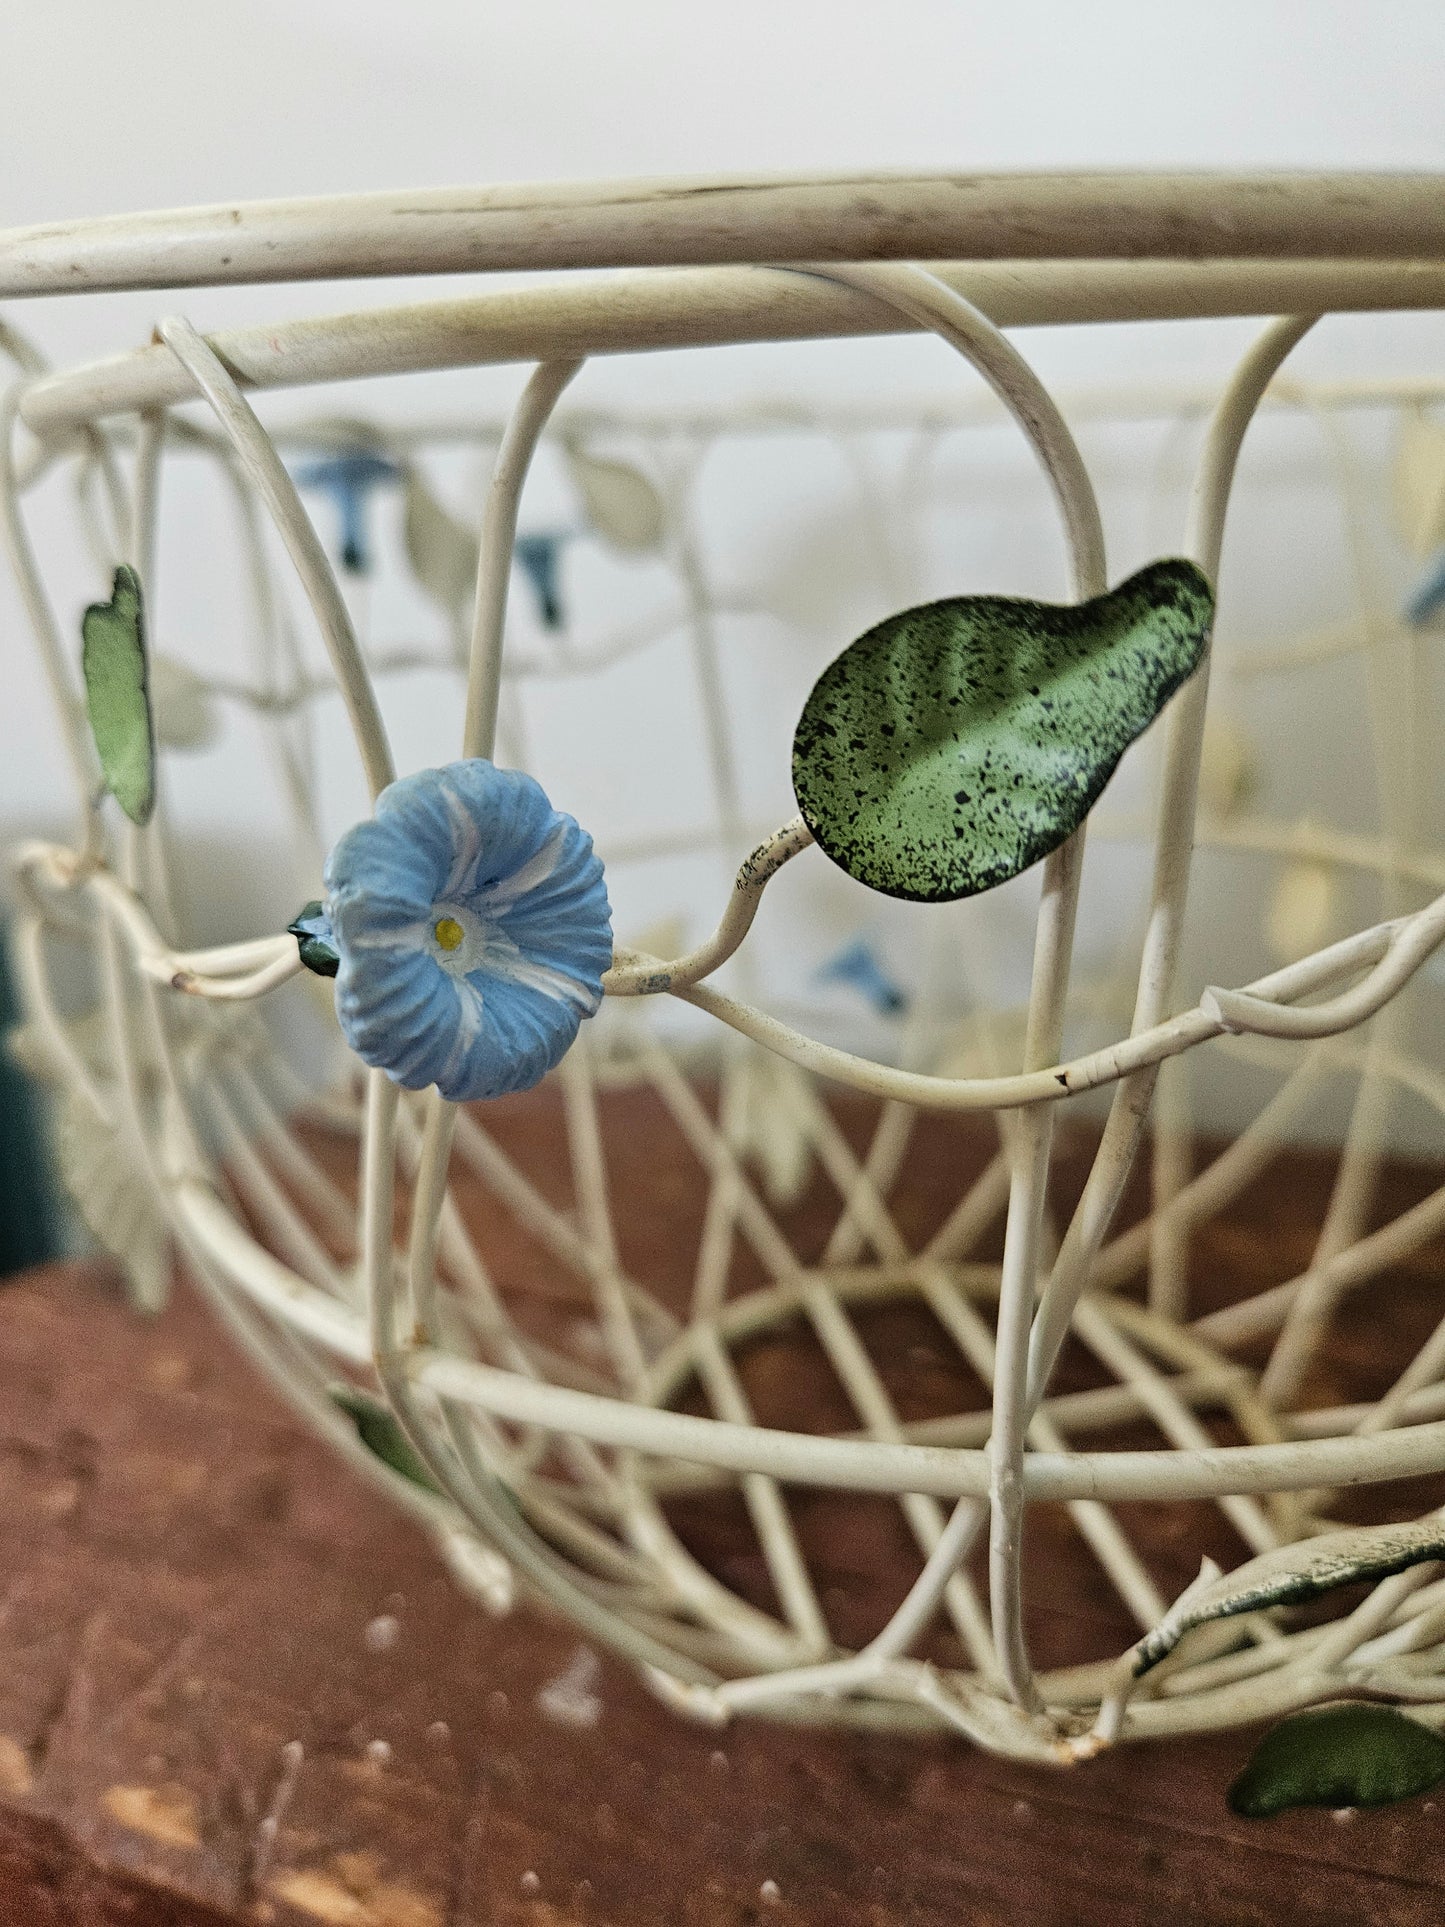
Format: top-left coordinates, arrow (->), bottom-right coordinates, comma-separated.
0,1096 -> 1443,1923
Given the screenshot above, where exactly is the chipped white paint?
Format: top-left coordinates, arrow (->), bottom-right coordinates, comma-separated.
536,1646 -> 604,1730
101,1783 -> 202,1852
363,1614 -> 401,1654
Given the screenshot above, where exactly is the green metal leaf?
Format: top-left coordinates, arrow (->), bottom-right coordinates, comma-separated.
287,901 -> 340,979
1229,1704 -> 1445,1817
791,558 -> 1214,903
329,1384 -> 441,1495
81,565 -> 156,825
1133,1518 -> 1445,1677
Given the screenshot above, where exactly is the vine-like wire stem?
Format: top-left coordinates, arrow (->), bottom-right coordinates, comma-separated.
155,317 -> 396,800
14,842 -> 300,996
0,383 -> 98,812
603,817 -> 813,994
1024,315 -> 1318,1405
463,358 -> 582,759
764,260 -> 1107,1714
674,904 -> 1443,1108
372,356 -> 715,1679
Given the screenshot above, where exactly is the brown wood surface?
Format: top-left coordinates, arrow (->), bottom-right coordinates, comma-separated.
2,1098 -> 1445,1924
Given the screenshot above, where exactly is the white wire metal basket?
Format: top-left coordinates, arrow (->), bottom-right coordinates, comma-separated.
6,174 -> 1445,1762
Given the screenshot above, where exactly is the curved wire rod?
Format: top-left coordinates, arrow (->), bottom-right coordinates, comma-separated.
20,367 -> 1445,485
673,903 -> 1443,1112
463,358 -> 582,758
794,261 -> 1105,596
195,598 -> 772,709
1093,811 -> 1445,892
1024,314 -> 1318,1393
604,817 -> 814,994
0,385 -> 99,811
1246,394 -> 1409,1406
365,357 -> 718,1690
4,172 -> 1444,300
1202,900 -> 1445,1037
155,317 -> 396,799
784,261 -> 1106,1714
25,257 -> 1445,436
407,1341 -> 1445,1509
16,841 -> 301,998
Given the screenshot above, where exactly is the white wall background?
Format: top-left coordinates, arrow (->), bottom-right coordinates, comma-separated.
4,0 -> 1445,1141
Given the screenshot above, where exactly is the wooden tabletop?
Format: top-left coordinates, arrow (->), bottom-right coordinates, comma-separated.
0,1254 -> 1440,1927
4,1081 -> 1445,1925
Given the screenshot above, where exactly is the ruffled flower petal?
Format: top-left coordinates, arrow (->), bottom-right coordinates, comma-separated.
324,760 -> 611,1101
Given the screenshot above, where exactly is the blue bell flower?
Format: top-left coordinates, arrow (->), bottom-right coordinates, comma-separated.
294,449 -> 403,574
323,761 -> 612,1101
816,937 -> 909,1016
514,529 -> 571,629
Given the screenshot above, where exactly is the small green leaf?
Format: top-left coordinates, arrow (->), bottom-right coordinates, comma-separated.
81,565 -> 156,825
402,468 -> 478,616
1133,1519 -> 1445,1677
564,443 -> 666,551
329,1384 -> 442,1495
150,654 -> 219,751
1394,408 -> 1445,559
287,901 -> 340,979
1229,1704 -> 1445,1817
791,558 -> 1214,903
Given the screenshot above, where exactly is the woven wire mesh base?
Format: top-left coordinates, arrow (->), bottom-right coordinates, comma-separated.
6,176 -> 1445,1759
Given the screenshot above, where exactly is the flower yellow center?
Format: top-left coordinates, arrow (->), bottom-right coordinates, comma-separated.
433,916 -> 465,953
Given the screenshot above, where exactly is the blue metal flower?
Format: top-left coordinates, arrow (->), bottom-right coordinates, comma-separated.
816,936 -> 909,1016
515,528 -> 572,629
323,761 -> 612,1101
1405,548 -> 1445,629
293,449 -> 403,573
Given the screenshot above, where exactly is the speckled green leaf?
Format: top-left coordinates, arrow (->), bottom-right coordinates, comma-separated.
792,559 -> 1214,903
81,565 -> 155,825
329,1384 -> 441,1495
1229,1704 -> 1445,1817
1133,1519 -> 1445,1677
